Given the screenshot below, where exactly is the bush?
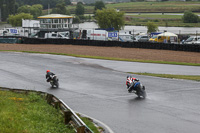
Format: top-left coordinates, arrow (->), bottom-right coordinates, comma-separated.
9,13 -> 33,27
182,10 -> 200,23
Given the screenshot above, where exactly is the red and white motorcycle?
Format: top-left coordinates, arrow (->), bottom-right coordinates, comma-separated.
126,76 -> 146,98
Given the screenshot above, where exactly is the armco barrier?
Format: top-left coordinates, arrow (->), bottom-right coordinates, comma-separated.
0,87 -> 93,133
22,38 -> 200,52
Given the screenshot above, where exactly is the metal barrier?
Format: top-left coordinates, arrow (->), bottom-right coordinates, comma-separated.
0,87 -> 93,133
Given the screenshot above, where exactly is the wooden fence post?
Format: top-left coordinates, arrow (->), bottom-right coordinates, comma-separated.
46,94 -> 53,104
77,126 -> 85,133
64,110 -> 72,124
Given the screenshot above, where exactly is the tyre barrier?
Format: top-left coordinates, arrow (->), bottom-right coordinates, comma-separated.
0,87 -> 93,133
0,38 -> 21,43
5,37 -> 200,52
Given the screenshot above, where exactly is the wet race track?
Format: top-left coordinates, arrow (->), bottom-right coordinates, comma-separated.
0,52 -> 200,133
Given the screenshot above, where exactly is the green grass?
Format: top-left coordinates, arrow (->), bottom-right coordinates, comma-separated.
79,116 -> 102,133
41,1 -> 200,27
106,1 -> 200,13
130,72 -> 200,81
0,90 -> 75,133
1,50 -> 200,66
42,1 -> 200,14
130,14 -> 183,19
126,13 -> 200,27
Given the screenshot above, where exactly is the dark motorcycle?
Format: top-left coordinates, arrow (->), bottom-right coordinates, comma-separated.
49,75 -> 59,88
127,80 -> 146,98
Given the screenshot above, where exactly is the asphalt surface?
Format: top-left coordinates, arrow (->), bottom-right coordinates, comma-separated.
0,52 -> 200,133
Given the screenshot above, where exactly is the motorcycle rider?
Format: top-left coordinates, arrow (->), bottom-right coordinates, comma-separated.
126,75 -> 139,93
46,70 -> 55,82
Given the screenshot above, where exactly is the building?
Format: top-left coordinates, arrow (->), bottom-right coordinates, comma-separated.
35,14 -> 78,38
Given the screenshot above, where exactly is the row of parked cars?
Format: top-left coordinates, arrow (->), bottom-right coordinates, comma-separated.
133,32 -> 179,43
133,32 -> 200,45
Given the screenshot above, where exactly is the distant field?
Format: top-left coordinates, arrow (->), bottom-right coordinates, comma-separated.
42,2 -> 200,27
106,1 -> 200,13
44,2 -> 200,14
126,13 -> 200,27
65,1 -> 200,14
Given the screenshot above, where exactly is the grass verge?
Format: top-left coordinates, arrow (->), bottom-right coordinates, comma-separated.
2,50 -> 200,66
79,115 -> 103,133
130,72 -> 200,81
0,90 -> 74,133
0,90 -> 100,133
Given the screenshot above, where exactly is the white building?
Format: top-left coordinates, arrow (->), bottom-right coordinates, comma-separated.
34,14 -> 78,38
38,14 -> 75,30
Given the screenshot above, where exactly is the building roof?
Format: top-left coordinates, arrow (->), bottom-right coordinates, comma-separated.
157,32 -> 177,37
38,14 -> 73,19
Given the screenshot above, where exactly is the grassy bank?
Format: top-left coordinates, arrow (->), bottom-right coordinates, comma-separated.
131,72 -> 200,81
0,90 -> 100,133
0,90 -> 74,133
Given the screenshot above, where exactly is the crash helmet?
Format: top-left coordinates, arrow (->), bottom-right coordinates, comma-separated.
46,70 -> 50,73
127,75 -> 132,79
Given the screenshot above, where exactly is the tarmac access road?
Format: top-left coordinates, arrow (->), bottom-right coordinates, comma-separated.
0,52 -> 200,133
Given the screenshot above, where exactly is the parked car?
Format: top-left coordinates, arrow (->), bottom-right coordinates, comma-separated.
119,33 -> 133,42
134,35 -> 149,42
182,36 -> 200,44
193,38 -> 200,45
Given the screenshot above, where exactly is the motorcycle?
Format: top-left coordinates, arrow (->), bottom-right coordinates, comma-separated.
126,78 -> 146,98
49,75 -> 59,88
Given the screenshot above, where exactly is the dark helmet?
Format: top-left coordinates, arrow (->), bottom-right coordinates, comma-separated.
46,70 -> 50,73
127,75 -> 132,79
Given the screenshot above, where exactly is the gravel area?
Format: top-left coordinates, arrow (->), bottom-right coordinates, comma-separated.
0,43 -> 200,64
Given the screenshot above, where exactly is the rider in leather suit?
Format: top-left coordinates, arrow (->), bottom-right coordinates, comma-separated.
126,75 -> 139,93
46,70 -> 55,82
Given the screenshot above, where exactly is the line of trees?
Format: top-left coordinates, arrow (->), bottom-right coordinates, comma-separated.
16,0 -> 71,9
0,0 -> 71,22
0,0 -> 16,21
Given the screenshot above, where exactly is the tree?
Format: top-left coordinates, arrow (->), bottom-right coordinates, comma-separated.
73,15 -> 80,24
0,0 -> 16,21
17,5 -> 31,13
9,13 -> 33,26
65,0 -> 71,5
51,0 -> 70,15
95,8 -> 125,31
18,4 -> 43,19
7,0 -> 16,15
94,1 -> 105,12
146,21 -> 158,33
75,2 -> 85,16
30,4 -> 43,18
182,10 -> 200,23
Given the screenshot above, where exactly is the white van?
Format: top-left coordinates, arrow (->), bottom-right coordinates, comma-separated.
44,32 -> 69,39
83,29 -> 108,41
183,36 -> 200,44
0,28 -> 19,36
134,35 -> 149,42
119,33 -> 133,42
0,30 -> 8,36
